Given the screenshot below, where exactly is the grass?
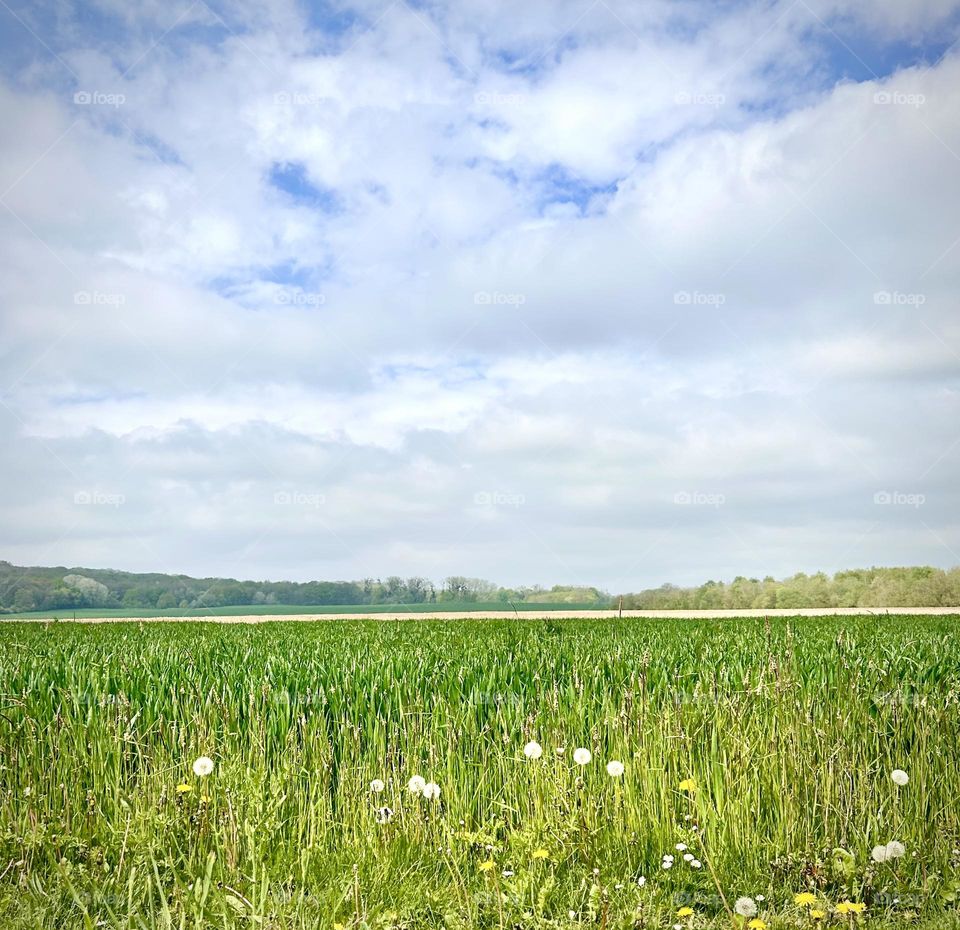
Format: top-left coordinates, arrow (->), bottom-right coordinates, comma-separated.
0,600 -> 605,620
2,615 -> 960,928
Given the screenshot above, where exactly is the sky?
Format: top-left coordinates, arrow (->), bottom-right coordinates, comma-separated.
0,0 -> 958,591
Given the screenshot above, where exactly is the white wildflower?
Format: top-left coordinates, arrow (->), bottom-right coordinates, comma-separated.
886,840 -> 906,859
192,756 -> 214,777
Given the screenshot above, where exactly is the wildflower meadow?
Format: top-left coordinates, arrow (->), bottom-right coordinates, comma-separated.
3,615 -> 960,928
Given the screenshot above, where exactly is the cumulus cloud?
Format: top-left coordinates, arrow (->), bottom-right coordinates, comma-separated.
1,0 -> 958,587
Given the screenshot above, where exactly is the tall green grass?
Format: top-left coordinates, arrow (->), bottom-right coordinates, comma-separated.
2,616 -> 959,928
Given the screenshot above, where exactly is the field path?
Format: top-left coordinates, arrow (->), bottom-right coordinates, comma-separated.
3,607 -> 959,623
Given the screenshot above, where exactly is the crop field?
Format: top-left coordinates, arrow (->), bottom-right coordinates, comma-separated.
3,616 -> 960,929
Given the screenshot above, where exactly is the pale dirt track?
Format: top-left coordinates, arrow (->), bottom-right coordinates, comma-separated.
4,607 -> 959,623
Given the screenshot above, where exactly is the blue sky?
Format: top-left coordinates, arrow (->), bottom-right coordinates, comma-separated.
0,0 -> 958,588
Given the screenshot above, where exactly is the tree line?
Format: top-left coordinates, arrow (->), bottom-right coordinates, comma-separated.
0,562 -> 606,613
1,561 -> 957,614
618,566 -> 960,609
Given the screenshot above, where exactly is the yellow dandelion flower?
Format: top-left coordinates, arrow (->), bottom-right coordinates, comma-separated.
810,910 -> 826,920
199,794 -> 211,803
677,906 -> 694,917
678,778 -> 697,792
748,920 -> 767,930
794,892 -> 817,907
176,783 -> 193,793
532,848 -> 550,860
479,859 -> 496,872
836,901 -> 865,915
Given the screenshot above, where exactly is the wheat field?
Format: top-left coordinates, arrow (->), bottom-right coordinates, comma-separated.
3,615 -> 960,928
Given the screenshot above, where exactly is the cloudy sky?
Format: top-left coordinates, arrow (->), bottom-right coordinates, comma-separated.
1,0 -> 958,591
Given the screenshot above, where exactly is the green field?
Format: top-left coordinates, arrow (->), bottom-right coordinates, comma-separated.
3,616 -> 960,929
0,601 -> 604,620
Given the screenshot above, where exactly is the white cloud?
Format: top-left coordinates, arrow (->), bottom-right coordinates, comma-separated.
1,0 -> 959,587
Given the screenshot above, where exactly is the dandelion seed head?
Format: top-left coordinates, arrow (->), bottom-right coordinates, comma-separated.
422,781 -> 441,800
891,769 -> 909,786
573,748 -> 592,765
192,756 -> 214,777
734,897 -> 757,917
408,775 -> 426,795
523,740 -> 543,760
370,779 -> 385,793
606,760 -> 625,777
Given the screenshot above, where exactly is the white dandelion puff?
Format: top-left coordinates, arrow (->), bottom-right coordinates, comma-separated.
423,781 -> 441,800
573,748 -> 592,765
734,897 -> 758,917
872,845 -> 889,863
408,775 -> 426,795
192,756 -> 214,777
370,779 -> 385,793
690,859 -> 702,869
891,769 -> 909,786
524,741 -> 543,760
606,760 -> 625,777
886,840 -> 906,859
